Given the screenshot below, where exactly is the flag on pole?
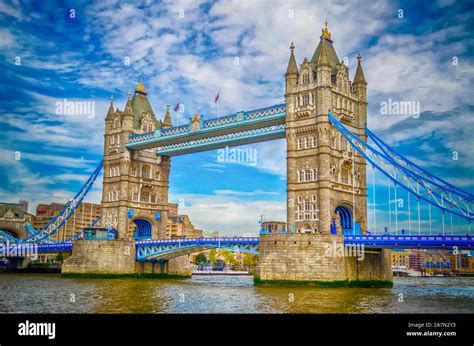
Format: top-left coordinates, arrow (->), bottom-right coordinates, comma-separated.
214,92 -> 219,104
173,103 -> 180,112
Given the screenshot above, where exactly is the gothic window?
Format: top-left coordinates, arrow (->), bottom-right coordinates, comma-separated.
298,195 -> 303,203
341,163 -> 350,184
297,138 -> 301,149
140,187 -> 150,203
132,188 -> 139,201
312,195 -> 317,202
305,170 -> 311,182
110,136 -> 115,145
131,165 -> 138,177
330,137 -> 336,149
142,165 -> 151,179
302,74 -> 309,84
340,137 -> 347,150
303,94 -> 309,106
114,117 -> 120,128
155,170 -> 160,180
303,137 -> 308,148
298,170 -> 304,182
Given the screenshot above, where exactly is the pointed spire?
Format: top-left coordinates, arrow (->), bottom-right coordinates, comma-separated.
124,91 -> 133,115
163,104 -> 172,128
285,42 -> 298,77
106,95 -> 115,120
354,52 -> 367,84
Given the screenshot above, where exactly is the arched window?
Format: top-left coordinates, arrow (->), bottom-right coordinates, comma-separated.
114,117 -> 120,128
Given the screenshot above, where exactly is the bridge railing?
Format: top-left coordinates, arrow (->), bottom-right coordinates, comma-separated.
127,104 -> 286,145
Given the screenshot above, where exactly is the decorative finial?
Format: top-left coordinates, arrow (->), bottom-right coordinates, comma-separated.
290,41 -> 295,51
110,95 -> 114,103
136,79 -> 147,95
166,103 -> 170,109
127,89 -> 131,99
357,52 -> 362,61
321,20 -> 332,41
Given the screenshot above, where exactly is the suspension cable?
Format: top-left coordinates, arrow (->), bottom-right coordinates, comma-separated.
388,176 -> 392,234
417,182 -> 421,236
441,195 -> 445,236
352,145 -> 356,235
394,170 -> 398,235
408,190 -> 411,235
429,203 -> 432,236
372,163 -> 377,234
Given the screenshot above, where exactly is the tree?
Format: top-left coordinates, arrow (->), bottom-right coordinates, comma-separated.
243,253 -> 259,267
55,253 -> 64,263
209,249 -> 217,264
216,249 -> 237,265
196,253 -> 207,265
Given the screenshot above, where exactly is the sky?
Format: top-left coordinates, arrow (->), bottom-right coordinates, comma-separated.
0,0 -> 473,236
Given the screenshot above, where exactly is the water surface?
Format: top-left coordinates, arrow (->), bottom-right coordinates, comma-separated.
0,274 -> 472,313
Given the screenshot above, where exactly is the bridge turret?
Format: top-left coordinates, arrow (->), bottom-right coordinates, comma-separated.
353,52 -> 367,130
163,104 -> 173,129
285,42 -> 298,96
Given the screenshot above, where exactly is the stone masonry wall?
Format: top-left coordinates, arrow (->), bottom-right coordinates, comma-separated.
62,240 -> 136,275
256,233 -> 392,284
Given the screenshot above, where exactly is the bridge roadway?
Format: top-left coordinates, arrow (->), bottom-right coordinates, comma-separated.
2,235 -> 472,261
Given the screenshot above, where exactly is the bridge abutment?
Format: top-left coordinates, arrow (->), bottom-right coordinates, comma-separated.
255,233 -> 392,287
61,240 -> 192,278
62,240 -> 136,277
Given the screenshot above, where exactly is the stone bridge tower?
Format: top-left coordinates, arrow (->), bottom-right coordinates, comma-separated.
256,23 -> 391,286
101,81 -> 174,240
285,21 -> 368,236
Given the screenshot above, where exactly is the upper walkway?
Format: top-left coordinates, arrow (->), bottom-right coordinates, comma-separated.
125,104 -> 286,156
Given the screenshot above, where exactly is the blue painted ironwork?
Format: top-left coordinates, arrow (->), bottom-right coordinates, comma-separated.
0,161 -> 103,245
2,234 -> 472,259
126,104 -> 286,152
366,127 -> 474,201
344,234 -> 473,249
135,237 -> 260,261
154,124 -> 285,156
328,112 -> 473,222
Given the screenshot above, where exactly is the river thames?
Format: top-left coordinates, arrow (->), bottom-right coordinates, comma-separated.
0,274 -> 473,313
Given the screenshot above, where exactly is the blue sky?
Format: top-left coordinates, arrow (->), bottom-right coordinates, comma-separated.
0,0 -> 473,235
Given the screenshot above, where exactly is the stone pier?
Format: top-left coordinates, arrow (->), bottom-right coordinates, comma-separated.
255,233 -> 392,287
61,240 -> 191,278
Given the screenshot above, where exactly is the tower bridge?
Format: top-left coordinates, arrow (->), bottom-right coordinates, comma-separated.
1,22 -> 473,285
